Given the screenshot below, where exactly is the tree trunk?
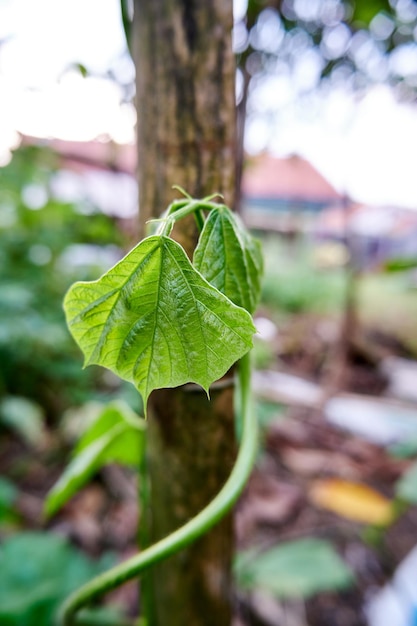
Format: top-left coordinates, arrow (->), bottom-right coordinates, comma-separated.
132,2 -> 237,624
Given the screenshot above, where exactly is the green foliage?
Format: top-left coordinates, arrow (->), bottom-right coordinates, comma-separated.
64,214 -> 257,410
194,206 -> 263,313
384,258 -> 417,273
261,241 -> 344,315
45,401 -> 145,518
351,0 -> 391,26
243,0 -> 414,95
0,477 -> 19,525
0,145 -> 125,418
0,531 -> 116,626
235,538 -> 354,599
0,396 -> 45,446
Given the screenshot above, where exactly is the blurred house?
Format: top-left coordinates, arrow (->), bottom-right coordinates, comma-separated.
242,152 -> 417,269
20,137 -> 417,269
316,203 -> 417,270
22,136 -> 137,219
241,152 -> 342,234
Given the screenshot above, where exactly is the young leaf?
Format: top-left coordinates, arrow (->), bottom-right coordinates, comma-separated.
0,396 -> 45,446
235,538 -> 354,599
64,235 -> 255,408
193,205 -> 263,313
45,402 -> 145,518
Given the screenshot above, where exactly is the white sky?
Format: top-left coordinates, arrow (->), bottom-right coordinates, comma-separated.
251,83 -> 417,210
1,0 -> 417,209
0,0 -> 134,146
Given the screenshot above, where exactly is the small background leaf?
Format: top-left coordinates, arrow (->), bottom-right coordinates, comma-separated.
235,538 -> 354,599
309,479 -> 394,525
0,532 -> 117,626
44,401 -> 145,518
193,206 -> 263,313
0,396 -> 45,446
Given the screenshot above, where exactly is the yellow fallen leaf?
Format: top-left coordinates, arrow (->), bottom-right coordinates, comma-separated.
309,479 -> 394,525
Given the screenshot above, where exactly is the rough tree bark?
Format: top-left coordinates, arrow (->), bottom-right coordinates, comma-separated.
132,2 -> 237,624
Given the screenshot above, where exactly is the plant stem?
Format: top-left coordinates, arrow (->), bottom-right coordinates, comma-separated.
167,199 -> 219,222
137,434 -> 155,622
156,199 -> 217,237
193,207 -> 205,233
57,352 -> 257,626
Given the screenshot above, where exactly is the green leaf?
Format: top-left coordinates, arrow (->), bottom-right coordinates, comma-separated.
0,531 -> 116,626
64,235 -> 255,408
75,400 -> 144,463
235,538 -> 354,599
351,0 -> 391,26
44,402 -> 145,518
0,396 -> 45,446
194,206 -> 263,313
396,460 -> 417,504
44,427 -> 122,518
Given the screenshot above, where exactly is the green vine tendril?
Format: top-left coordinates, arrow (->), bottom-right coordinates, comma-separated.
58,352 -> 257,626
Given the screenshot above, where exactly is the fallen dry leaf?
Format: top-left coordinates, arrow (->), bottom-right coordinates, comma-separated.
309,479 -> 394,525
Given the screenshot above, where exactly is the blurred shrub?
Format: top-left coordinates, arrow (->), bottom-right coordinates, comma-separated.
0,145 -> 125,419
0,531 -> 116,626
260,238 -> 345,315
0,477 -> 19,526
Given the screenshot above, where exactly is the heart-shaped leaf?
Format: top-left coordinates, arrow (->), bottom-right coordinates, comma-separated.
193,206 -> 263,313
64,235 -> 255,409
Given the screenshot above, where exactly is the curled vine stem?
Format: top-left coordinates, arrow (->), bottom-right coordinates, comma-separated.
168,189 -> 224,232
57,352 -> 257,626
165,196 -> 217,234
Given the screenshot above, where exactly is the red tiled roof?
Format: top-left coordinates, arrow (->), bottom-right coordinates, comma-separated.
22,137 -> 340,203
242,153 -> 341,201
22,135 -> 136,174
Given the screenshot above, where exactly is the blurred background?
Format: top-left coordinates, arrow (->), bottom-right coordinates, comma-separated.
2,1 -> 417,625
